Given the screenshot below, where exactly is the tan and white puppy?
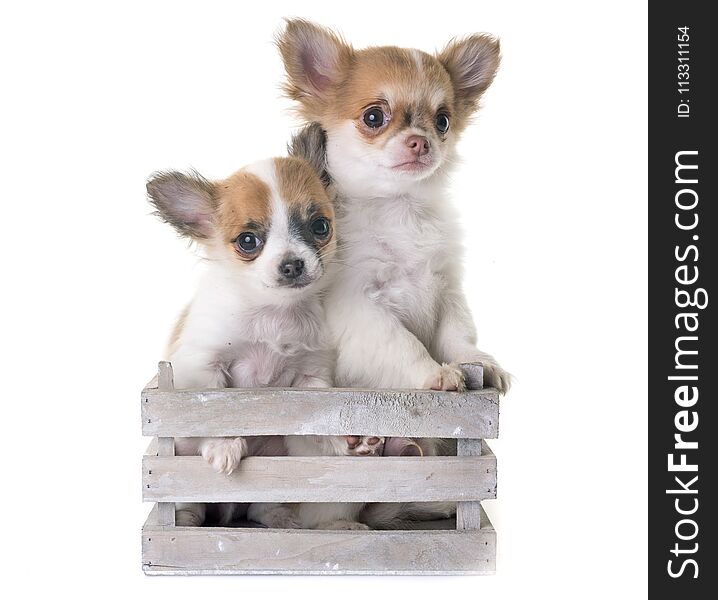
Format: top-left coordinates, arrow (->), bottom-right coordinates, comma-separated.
148,156 -> 365,528
279,19 -> 511,527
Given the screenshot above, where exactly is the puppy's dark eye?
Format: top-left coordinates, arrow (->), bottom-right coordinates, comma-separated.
235,232 -> 262,253
363,107 -> 386,128
310,217 -> 330,237
435,113 -> 450,134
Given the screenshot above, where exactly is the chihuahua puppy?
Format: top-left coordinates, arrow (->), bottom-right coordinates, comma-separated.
279,19 -> 510,527
148,156 -> 345,528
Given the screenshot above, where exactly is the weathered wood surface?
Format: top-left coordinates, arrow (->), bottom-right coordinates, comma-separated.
157,361 -> 174,390
156,362 -> 175,527
143,453 -> 497,503
456,363 -> 485,534
142,505 -> 496,575
458,362 -> 484,390
156,440 -> 176,524
142,387 -> 498,438
456,439 -> 485,530
140,360 -> 499,575
157,438 -> 175,455
141,361 -> 496,438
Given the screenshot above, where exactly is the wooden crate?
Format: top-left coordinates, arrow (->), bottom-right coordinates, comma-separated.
141,362 -> 499,575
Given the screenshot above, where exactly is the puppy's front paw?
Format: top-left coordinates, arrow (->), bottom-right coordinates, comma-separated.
482,362 -> 512,394
201,438 -> 247,475
423,363 -> 466,392
175,508 -> 204,527
320,520 -> 371,530
264,508 -> 300,529
345,435 -> 385,456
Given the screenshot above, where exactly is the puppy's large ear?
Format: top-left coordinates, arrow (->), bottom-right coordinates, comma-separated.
437,34 -> 500,112
276,19 -> 351,118
288,122 -> 330,187
146,171 -> 217,239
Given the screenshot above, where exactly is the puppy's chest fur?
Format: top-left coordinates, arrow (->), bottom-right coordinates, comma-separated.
337,197 -> 455,339
180,288 -> 327,387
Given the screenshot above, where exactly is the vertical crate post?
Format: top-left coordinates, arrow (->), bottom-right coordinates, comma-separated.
156,361 -> 175,526
457,363 -> 485,530
456,438 -> 484,529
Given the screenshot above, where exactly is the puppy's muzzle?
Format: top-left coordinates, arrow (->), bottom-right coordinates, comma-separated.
276,256 -> 316,288
279,257 -> 305,280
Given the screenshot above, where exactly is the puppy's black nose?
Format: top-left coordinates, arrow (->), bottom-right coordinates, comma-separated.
279,258 -> 305,279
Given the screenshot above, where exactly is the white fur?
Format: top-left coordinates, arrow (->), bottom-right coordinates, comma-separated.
323,140 -> 508,390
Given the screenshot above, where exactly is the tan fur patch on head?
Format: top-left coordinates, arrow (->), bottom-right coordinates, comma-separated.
273,156 -> 334,220
214,170 -> 272,246
274,156 -> 336,253
325,46 -> 468,136
337,47 -> 452,115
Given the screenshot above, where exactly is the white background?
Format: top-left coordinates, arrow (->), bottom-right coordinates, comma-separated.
1,1 -> 647,597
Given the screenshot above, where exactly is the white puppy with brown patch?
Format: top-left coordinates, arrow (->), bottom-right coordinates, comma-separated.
279,19 -> 511,527
147,156 -> 374,529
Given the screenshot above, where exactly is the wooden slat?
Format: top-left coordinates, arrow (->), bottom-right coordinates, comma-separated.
157,438 -> 175,455
457,363 -> 488,530
459,362 -> 484,390
143,453 -> 496,503
142,506 -> 496,575
156,362 -> 175,527
157,361 -> 174,390
142,386 -> 499,438
456,439 -> 484,530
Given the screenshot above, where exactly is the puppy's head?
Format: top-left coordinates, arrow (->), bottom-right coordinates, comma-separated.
277,19 -> 500,194
147,157 -> 335,298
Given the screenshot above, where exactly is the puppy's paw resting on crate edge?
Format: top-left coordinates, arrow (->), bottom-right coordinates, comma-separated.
481,361 -> 512,395
200,437 -> 248,475
423,362 -> 466,392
